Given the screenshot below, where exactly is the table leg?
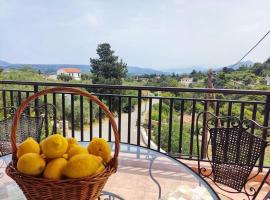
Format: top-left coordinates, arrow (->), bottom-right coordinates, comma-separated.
146,154 -> 161,199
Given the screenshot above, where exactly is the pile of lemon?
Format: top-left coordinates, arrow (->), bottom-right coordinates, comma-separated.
16,134 -> 111,180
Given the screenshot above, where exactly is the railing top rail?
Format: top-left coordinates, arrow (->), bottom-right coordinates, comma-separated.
1,80 -> 270,95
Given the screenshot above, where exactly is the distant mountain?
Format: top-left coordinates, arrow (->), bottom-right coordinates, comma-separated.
165,66 -> 209,74
0,59 -> 168,75
222,61 -> 254,70
0,60 -> 11,67
0,59 -> 255,75
127,66 -> 167,75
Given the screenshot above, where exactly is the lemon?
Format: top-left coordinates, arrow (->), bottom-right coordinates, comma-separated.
40,134 -> 68,158
17,153 -> 46,176
68,145 -> 88,159
87,138 -> 111,163
95,164 -> 105,174
63,154 -> 101,178
67,137 -> 79,151
17,137 -> 40,159
43,158 -> 68,180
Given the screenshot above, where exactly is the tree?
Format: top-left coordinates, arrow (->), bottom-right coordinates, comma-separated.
81,73 -> 91,81
57,74 -> 72,82
90,43 -> 127,85
222,67 -> 234,73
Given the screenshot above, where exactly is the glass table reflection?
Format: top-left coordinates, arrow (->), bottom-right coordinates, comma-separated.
0,142 -> 219,200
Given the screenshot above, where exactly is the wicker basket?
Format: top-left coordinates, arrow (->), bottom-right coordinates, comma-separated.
6,87 -> 120,200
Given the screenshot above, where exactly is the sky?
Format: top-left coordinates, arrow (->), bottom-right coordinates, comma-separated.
0,0 -> 270,70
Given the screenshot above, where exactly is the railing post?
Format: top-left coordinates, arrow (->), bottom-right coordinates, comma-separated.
34,85 -> 39,116
137,90 -> 142,146
260,95 -> 270,171
201,100 -> 209,159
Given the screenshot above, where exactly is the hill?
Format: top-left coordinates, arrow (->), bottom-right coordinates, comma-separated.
0,59 -> 167,75
0,60 -> 11,67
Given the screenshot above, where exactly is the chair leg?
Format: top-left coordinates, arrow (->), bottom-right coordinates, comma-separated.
253,169 -> 270,200
263,191 -> 270,200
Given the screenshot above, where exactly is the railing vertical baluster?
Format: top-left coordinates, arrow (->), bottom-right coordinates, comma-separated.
168,98 -> 173,153
214,101 -> 220,128
179,100 -> 184,155
44,95 -> 49,137
227,102 -> 233,128
201,100 -> 209,159
80,96 -> 84,141
10,90 -> 14,107
71,94 -> 75,138
89,100 -> 93,141
52,93 -> 57,133
189,100 -> 196,158
26,91 -> 30,115
108,96 -> 112,142
157,98 -> 162,151
147,98 -> 152,149
127,96 -> 132,144
251,103 -> 257,134
259,95 -> 270,171
26,91 -> 30,99
137,90 -> 142,146
99,101 -> 102,138
240,102 -> 245,121
17,91 -> 22,106
62,93 -> 66,137
2,91 -> 6,118
118,96 -> 122,142
34,85 -> 39,116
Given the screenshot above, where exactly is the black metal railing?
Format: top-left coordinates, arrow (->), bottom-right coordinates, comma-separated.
0,80 -> 269,169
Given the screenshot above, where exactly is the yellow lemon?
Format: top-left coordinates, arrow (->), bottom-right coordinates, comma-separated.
17,137 -> 40,159
43,158 -> 68,180
17,153 -> 46,176
92,155 -> 103,165
63,154 -> 101,178
87,138 -> 111,163
40,134 -> 68,158
95,164 -> 105,174
67,137 -> 79,151
68,145 -> 88,159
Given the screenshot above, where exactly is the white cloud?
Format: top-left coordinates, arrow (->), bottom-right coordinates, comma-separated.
0,0 -> 269,68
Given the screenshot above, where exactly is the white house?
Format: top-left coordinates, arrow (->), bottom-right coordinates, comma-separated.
180,77 -> 193,86
57,68 -> 81,80
265,77 -> 270,86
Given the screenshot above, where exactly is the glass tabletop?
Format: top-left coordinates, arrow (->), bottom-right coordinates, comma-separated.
0,142 -> 219,200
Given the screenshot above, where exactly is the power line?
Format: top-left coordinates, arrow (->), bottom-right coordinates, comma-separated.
231,30 -> 270,67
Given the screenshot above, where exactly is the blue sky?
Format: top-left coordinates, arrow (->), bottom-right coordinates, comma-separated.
0,0 -> 270,69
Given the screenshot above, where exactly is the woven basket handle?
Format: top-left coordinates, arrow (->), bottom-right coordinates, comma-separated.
11,87 -> 120,165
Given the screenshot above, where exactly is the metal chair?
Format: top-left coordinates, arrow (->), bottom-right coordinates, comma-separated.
196,111 -> 270,200
0,104 -> 56,157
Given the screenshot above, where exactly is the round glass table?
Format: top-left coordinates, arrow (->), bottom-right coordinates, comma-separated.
0,143 -> 219,200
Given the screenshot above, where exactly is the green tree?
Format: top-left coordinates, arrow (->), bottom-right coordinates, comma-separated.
81,73 -> 91,81
57,74 -> 72,82
90,43 -> 127,85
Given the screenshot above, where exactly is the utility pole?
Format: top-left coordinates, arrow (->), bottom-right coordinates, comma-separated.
202,69 -> 215,158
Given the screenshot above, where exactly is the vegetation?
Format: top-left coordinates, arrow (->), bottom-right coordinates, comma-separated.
57,74 -> 73,82
90,43 -> 127,85
1,54 -> 270,164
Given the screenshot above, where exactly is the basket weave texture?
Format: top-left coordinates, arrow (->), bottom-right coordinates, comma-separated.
6,87 -> 120,200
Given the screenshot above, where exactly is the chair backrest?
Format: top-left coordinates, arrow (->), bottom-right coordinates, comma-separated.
209,126 -> 267,191
196,112 -> 270,199
0,104 -> 55,156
